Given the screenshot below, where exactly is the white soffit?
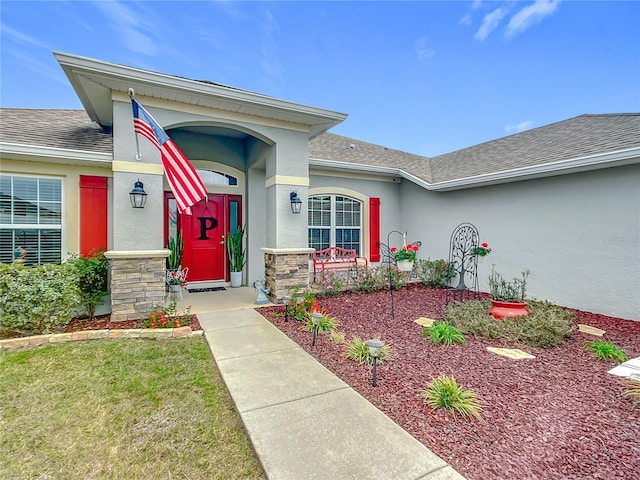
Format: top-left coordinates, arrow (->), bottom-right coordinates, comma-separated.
54,52 -> 347,137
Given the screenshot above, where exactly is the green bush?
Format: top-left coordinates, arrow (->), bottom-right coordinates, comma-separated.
586,340 -> 628,363
0,262 -> 81,336
303,312 -> 339,333
351,265 -> 385,293
344,336 -> 391,366
70,249 -> 109,320
423,321 -> 467,346
317,269 -> 346,297
443,299 -> 575,348
416,259 -> 456,288
422,375 -> 482,420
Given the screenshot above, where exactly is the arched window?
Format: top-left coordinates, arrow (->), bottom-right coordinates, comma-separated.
195,169 -> 237,186
308,195 -> 362,255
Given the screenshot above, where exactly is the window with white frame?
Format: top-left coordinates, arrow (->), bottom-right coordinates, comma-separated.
0,175 -> 63,265
308,195 -> 362,254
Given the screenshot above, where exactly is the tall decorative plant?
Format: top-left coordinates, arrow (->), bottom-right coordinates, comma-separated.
167,230 -> 184,270
227,225 -> 246,273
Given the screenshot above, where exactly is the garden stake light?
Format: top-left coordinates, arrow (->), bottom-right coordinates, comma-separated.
366,339 -> 384,387
283,295 -> 292,322
311,312 -> 322,346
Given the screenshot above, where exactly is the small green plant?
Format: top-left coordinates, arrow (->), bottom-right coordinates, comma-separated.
586,340 -> 628,363
351,265 -> 385,293
142,303 -> 192,329
318,269 -> 345,297
303,312 -> 339,333
423,321 -> 467,346
416,259 -> 456,288
344,336 -> 391,366
622,378 -> 640,400
488,267 -> 530,302
330,331 -> 345,344
227,225 -> 246,273
379,264 -> 408,290
288,289 -> 316,321
166,230 -> 184,270
422,375 -> 482,420
71,248 -> 110,320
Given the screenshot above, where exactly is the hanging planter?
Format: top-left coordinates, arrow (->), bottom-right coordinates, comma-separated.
396,260 -> 414,272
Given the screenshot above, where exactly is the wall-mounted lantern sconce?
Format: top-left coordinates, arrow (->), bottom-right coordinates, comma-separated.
290,190 -> 302,214
129,179 -> 147,208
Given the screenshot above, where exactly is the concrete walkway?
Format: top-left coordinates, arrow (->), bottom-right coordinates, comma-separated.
198,307 -> 467,480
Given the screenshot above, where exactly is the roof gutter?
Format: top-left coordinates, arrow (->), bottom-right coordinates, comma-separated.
0,142 -> 113,166
311,147 -> 640,191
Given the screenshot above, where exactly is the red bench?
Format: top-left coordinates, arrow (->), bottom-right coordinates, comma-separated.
312,247 -> 368,281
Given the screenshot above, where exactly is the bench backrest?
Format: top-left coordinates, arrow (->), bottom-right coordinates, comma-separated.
312,247 -> 357,264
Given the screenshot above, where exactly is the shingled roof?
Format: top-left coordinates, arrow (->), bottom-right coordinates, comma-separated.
1,109 -> 638,186
0,109 -> 112,154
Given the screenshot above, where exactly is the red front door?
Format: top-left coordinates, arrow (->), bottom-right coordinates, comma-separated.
180,195 -> 226,282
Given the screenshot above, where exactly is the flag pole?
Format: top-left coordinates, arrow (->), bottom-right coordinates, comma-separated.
128,88 -> 142,161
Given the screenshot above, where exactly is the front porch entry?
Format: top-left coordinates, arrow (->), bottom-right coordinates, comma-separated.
165,193 -> 242,284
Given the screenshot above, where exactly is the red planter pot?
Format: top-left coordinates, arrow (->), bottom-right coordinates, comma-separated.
490,299 -> 529,319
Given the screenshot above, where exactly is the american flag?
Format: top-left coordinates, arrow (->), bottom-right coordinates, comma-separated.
131,99 -> 207,214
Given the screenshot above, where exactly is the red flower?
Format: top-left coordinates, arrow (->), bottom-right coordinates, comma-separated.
482,242 -> 489,248
391,247 -> 397,252
412,245 -> 420,251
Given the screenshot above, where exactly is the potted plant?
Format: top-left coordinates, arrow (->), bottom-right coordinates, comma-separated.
471,242 -> 491,262
166,267 -> 188,293
488,267 -> 530,319
391,243 -> 419,271
227,225 -> 246,288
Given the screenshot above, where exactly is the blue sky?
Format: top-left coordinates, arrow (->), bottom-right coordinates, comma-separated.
1,1 -> 639,157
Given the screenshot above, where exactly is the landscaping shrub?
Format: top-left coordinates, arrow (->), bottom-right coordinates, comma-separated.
422,375 -> 482,420
444,299 -> 575,348
70,248 -> 109,320
416,259 -> 455,288
351,265 -> 385,292
422,321 -> 466,346
586,340 -> 628,363
344,336 -> 391,366
0,262 -> 81,336
317,269 -> 346,297
303,312 -> 339,333
142,304 -> 192,329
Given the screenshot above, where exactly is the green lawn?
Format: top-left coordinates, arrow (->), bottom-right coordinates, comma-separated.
0,338 -> 265,480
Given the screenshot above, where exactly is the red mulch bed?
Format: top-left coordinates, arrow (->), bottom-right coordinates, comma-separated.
258,284 -> 640,480
63,315 -> 201,332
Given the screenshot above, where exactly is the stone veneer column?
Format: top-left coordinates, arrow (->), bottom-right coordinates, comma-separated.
262,248 -> 314,302
105,250 -> 170,322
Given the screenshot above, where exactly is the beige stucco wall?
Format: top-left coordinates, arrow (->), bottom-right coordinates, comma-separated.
399,164 -> 640,321
0,158 -> 112,256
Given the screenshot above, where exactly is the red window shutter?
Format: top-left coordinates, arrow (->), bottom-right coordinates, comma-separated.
369,197 -> 380,262
79,176 -> 108,256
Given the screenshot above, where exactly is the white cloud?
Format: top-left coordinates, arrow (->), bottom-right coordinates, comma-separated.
260,9 -> 284,85
460,0 -> 483,26
0,24 -> 51,49
415,38 -> 435,60
92,1 -> 158,56
506,0 -> 561,38
505,120 -> 534,134
474,7 -> 508,41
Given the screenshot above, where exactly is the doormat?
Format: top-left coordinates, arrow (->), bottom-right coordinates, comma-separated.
187,287 -> 226,293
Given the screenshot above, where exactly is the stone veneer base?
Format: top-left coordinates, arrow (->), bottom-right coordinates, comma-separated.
107,255 -> 166,322
263,250 -> 312,303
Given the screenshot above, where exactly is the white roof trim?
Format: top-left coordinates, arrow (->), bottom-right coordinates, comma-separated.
0,142 -> 113,165
311,146 -> 640,191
